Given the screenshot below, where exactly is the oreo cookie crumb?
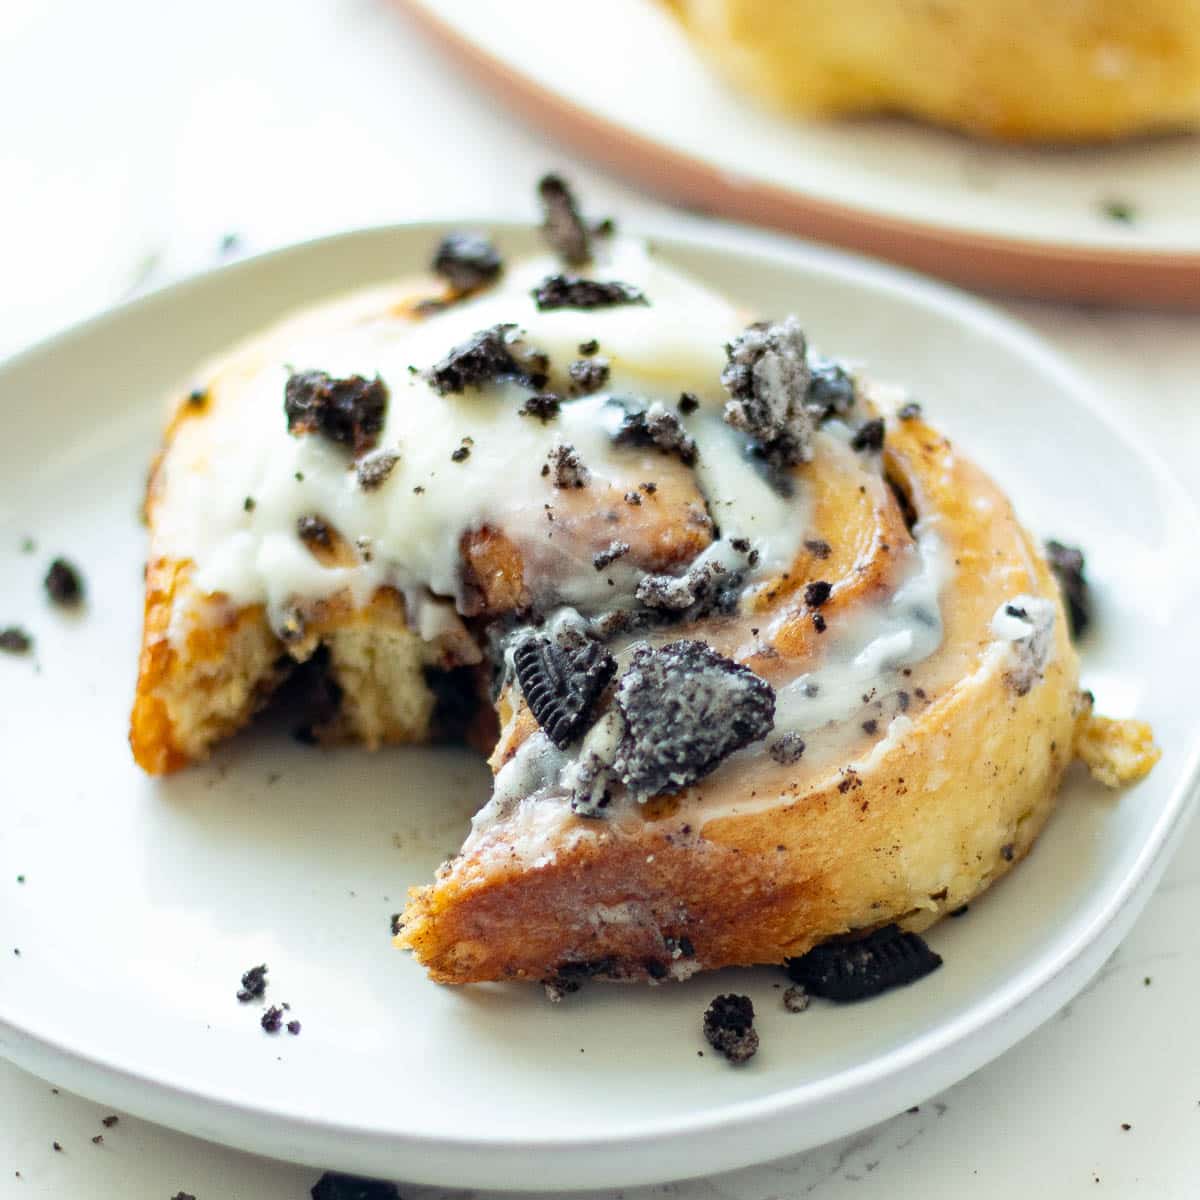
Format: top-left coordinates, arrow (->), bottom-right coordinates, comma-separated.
0,627 -> 32,654
519,392 -> 562,422
543,977 -> 581,1003
1044,539 -> 1091,638
431,231 -> 503,291
261,1005 -> 285,1033
635,558 -> 741,617
91,1134 -> 103,1145
101,1116 -> 118,1128
568,357 -> 610,394
450,443 -> 471,463
514,633 -> 616,749
592,540 -> 630,571
285,370 -> 387,456
783,985 -> 810,1013
45,558 -> 84,605
769,732 -> 806,765
427,323 -> 549,396
678,392 -> 700,414
614,403 -> 698,467
1001,842 -> 1015,861
785,924 -> 942,1001
862,719 -> 878,735
547,443 -> 590,488
722,318 -> 814,476
287,1020 -> 302,1035
52,1142 -> 62,1152
311,1173 -> 400,1200
898,401 -> 923,421
641,481 -> 657,493
237,963 -> 268,1003
624,490 -> 642,505
532,274 -> 647,311
578,338 -> 600,356
703,993 -> 758,1064
804,359 -> 857,422
297,515 -> 332,548
804,580 -> 832,608
613,641 -> 775,799
390,912 -> 403,936
812,613 -> 827,633
805,539 -> 832,559
356,451 -> 399,492
538,173 -> 591,265
850,418 -> 886,452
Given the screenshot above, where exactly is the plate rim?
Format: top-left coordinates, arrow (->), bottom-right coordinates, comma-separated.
1,217 -> 1198,1188
398,0 -> 1200,310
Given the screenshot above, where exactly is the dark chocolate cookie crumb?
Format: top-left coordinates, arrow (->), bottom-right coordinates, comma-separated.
547,443 -> 590,488
0,627 -> 32,654
427,323 -> 549,395
850,418 -> 886,452
703,993 -> 758,1064
537,174 -> 591,266
311,1170 -> 401,1200
170,1193 -> 197,1200
519,392 -> 563,422
431,231 -> 503,291
1001,842 -> 1015,861
805,538 -> 832,559
614,403 -> 698,467
804,359 -> 857,423
91,1134 -> 103,1145
769,732 -> 806,765
532,274 -> 648,312
285,370 -> 387,456
513,633 -> 616,749
722,318 -> 814,475
804,580 -> 832,608
356,451 -> 399,492
613,641 -> 775,800
450,443 -> 471,463
52,1142 -> 62,1152
785,924 -> 942,1001
783,985 -> 810,1013
624,490 -> 642,506
261,1004 -> 285,1033
568,357 -> 611,394
578,338 -> 600,356
592,540 -> 630,571
237,963 -> 268,1003
678,391 -> 700,414
812,613 -> 827,633
44,558 -> 84,605
543,976 -> 581,1003
635,558 -> 741,618
898,401 -> 923,421
101,1116 -> 118,1128
1044,539 -> 1091,638
297,515 -> 332,548
287,1020 -> 302,1035
862,718 -> 878,735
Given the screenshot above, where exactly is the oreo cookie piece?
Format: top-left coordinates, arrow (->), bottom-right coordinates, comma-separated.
285,370 -> 388,456
1044,538 -> 1091,638
568,357 -> 610,395
804,358 -> 857,423
721,317 -> 814,472
431,231 -> 503,291
532,274 -> 648,312
427,323 -> 549,396
612,641 -> 775,800
537,173 -> 591,266
850,418 -> 886,453
613,402 -> 698,467
310,1173 -> 400,1200
703,993 -> 758,1064
513,634 -> 617,749
785,924 -> 942,1001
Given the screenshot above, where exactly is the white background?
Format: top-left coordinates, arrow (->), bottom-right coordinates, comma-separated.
2,1 -> 1199,1195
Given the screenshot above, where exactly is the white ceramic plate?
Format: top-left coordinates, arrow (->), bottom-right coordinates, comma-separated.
402,0 -> 1200,306
0,220 -> 1197,1191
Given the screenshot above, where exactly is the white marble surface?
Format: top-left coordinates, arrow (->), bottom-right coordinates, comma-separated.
2,1 -> 1199,1195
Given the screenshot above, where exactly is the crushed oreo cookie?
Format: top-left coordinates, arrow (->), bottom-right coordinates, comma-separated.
677,391 -> 700,415
785,924 -> 942,1001
297,515 -> 332,548
356,451 -> 399,492
614,402 -> 698,466
513,633 -> 616,749
237,963 -> 268,1002
0,627 -> 32,654
261,1004 -> 285,1033
805,538 -> 832,559
431,231 -> 503,291
804,359 -> 857,423
547,443 -> 590,488
783,985 -> 810,1013
592,540 -> 630,571
769,732 -> 806,765
450,443 -> 471,463
44,558 -> 84,605
897,401 -> 923,421
537,173 -> 591,266
721,318 -> 814,481
703,993 -> 758,1064
532,274 -> 648,312
285,370 -> 387,456
850,418 -> 885,452
310,1171 -> 401,1200
804,580 -> 832,608
612,641 -> 775,799
635,558 -> 741,618
1044,539 -> 1091,638
568,357 -> 610,394
578,338 -> 599,356
427,323 -> 549,395
519,392 -> 563,422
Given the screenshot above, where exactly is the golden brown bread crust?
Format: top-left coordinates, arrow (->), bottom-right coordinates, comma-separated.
666,0 -> 1200,141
